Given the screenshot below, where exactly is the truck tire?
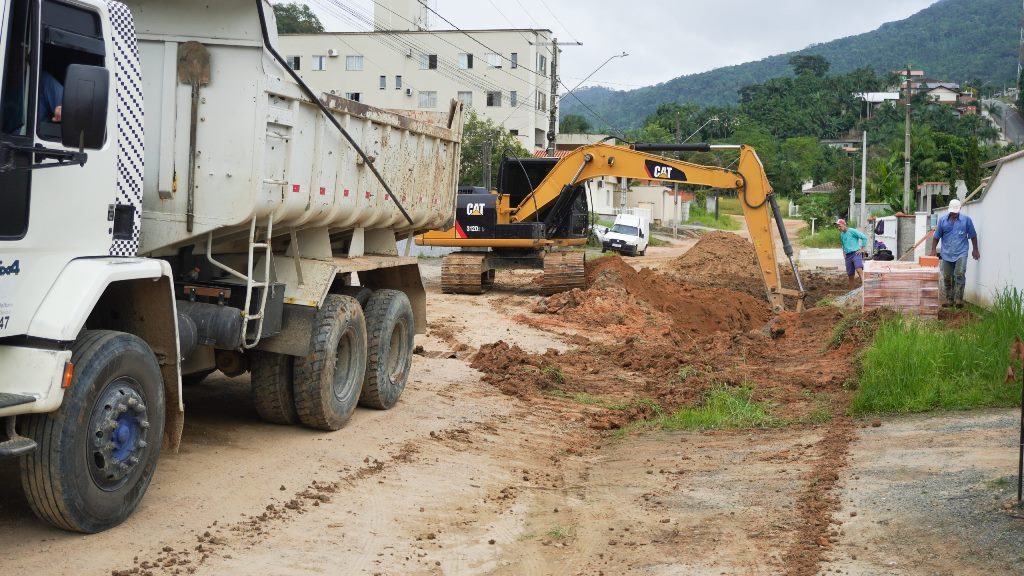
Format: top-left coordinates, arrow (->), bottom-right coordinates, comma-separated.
250,351 -> 298,425
20,330 -> 165,533
335,286 -> 373,308
292,295 -> 367,431
359,290 -> 414,410
639,248 -> 646,256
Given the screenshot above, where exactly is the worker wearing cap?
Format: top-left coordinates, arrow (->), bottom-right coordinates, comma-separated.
931,199 -> 979,308
837,218 -> 868,288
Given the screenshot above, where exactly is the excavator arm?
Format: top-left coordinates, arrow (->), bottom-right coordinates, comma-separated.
513,142 -> 804,311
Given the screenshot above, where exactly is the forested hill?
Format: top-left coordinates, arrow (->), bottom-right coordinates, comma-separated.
562,0 -> 1019,130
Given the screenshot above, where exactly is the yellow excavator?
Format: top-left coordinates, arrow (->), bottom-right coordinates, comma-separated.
417,142 -> 805,312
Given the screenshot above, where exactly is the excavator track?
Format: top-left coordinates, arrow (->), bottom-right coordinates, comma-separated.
542,251 -> 586,295
440,253 -> 494,294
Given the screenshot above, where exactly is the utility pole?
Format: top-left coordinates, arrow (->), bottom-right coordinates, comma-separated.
903,64 -> 912,212
482,139 -> 492,190
860,130 -> 868,232
546,38 -> 558,156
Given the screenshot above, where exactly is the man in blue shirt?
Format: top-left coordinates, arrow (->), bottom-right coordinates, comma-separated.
931,199 -> 979,308
837,218 -> 869,288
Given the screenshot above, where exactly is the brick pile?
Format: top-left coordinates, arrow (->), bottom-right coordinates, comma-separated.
862,260 -> 940,319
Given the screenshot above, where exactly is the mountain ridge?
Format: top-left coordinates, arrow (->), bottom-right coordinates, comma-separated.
562,0 -> 1019,130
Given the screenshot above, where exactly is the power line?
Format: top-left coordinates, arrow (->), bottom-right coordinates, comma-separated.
534,0 -> 580,45
413,0 -> 550,79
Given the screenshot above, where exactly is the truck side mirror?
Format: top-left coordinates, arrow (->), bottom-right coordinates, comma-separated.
61,64 -> 110,150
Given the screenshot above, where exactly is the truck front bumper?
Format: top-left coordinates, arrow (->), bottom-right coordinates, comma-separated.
0,345 -> 72,418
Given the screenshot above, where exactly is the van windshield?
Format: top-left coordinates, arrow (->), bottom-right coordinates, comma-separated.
611,224 -> 638,236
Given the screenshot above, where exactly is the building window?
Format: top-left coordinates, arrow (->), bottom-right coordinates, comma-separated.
510,52 -> 518,69
457,91 -> 472,107
345,55 -> 363,71
485,53 -> 501,68
486,91 -> 502,107
510,90 -> 517,107
536,90 -> 546,112
312,55 -> 326,71
458,53 -> 473,69
345,92 -> 361,102
419,91 -> 437,108
395,75 -> 402,89
419,54 -> 437,70
510,129 -> 519,136
379,75 -> 386,89
286,56 -> 301,70
538,54 -> 547,76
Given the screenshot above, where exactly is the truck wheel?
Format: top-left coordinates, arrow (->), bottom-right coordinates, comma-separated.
359,290 -> 414,410
20,330 -> 165,533
250,351 -> 298,425
335,286 -> 373,308
293,295 -> 367,431
639,248 -> 646,256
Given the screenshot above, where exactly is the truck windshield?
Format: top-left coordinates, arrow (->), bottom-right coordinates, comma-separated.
611,224 -> 638,236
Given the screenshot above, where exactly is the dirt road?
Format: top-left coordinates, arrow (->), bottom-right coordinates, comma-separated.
2,232 -> 1022,575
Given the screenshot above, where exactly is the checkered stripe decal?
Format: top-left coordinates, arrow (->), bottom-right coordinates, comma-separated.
107,1 -> 144,257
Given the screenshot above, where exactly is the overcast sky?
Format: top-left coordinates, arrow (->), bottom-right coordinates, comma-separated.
303,0 -> 939,90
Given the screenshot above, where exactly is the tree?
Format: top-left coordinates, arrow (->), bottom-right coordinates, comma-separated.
459,112 -> 530,187
273,2 -> 324,34
559,114 -> 592,134
788,54 -> 830,78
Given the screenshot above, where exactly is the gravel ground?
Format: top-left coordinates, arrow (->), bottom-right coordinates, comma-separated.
823,409 -> 1024,575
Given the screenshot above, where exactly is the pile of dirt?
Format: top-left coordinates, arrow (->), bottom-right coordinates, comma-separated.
665,231 -> 764,297
537,256 -> 771,336
662,231 -> 849,305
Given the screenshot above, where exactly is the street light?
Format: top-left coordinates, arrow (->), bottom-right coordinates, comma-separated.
559,51 -> 629,102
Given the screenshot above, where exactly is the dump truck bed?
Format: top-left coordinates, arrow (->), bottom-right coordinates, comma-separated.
128,0 -> 461,256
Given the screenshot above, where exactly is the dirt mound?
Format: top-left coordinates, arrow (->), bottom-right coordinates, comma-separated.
662,231 -> 849,306
547,255 -> 771,336
665,232 -> 763,296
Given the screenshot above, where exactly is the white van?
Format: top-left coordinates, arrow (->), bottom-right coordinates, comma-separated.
602,213 -> 650,256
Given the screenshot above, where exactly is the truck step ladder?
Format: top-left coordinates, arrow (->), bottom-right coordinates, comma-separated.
206,216 -> 274,349
0,414 -> 37,459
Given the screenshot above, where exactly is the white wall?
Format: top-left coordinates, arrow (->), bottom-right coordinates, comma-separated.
279,29 -> 554,150
934,156 -> 1024,306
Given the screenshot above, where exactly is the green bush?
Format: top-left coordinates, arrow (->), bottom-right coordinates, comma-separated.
852,290 -> 1024,415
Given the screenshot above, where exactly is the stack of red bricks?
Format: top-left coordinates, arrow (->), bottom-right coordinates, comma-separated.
862,260 -> 940,319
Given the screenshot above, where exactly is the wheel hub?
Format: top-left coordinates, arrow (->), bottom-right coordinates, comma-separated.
89,381 -> 149,491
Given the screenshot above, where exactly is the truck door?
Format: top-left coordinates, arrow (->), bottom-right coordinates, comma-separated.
0,0 -> 34,240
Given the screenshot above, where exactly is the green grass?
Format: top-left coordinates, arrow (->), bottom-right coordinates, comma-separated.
851,290 -> 1024,415
542,365 -> 565,384
797,226 -> 842,249
633,385 -> 777,431
648,235 -> 669,247
717,195 -> 791,217
687,212 -> 741,231
547,526 -> 569,540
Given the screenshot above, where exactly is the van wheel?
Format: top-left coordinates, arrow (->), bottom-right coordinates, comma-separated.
360,290 -> 414,410
21,330 -> 165,533
293,295 -> 367,431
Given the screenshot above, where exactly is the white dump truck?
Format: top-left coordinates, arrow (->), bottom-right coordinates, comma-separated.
0,0 -> 462,532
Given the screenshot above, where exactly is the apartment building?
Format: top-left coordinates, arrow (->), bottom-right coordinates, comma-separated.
277,1 -> 557,151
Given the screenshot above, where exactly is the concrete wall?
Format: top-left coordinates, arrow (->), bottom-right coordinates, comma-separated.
279,29 -> 554,150
934,155 -> 1023,307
